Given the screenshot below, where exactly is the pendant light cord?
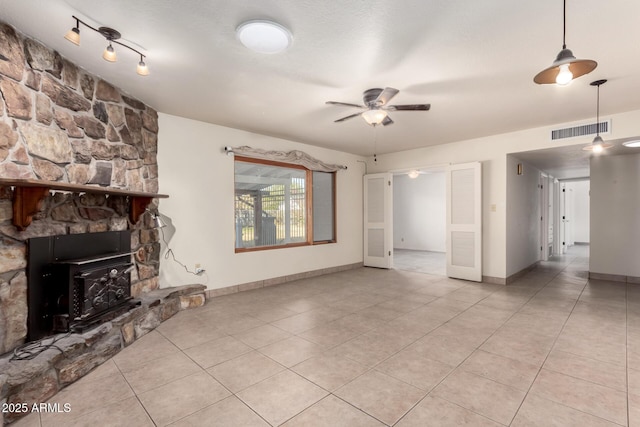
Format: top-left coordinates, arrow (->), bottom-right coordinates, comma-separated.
562,0 -> 567,49
373,124 -> 378,162
596,83 -> 600,136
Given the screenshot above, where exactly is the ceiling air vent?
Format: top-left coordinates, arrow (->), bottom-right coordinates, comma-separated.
551,119 -> 610,141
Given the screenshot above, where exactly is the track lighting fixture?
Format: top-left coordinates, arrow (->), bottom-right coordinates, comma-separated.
64,15 -> 149,76
582,79 -> 612,153
534,0 -> 596,85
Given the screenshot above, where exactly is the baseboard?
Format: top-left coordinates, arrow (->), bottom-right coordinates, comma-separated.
482,276 -> 506,285
501,261 -> 540,285
589,271 -> 640,284
206,262 -> 364,299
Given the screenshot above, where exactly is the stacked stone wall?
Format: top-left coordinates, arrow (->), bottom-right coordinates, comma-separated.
0,22 -> 161,355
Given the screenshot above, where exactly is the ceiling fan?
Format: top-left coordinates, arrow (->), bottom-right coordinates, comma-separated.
326,87 -> 430,126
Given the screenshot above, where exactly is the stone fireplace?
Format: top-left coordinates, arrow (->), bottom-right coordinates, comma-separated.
0,20 -> 210,426
0,20 -> 162,356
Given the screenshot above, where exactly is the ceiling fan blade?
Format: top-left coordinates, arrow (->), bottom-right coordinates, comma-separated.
326,101 -> 365,108
387,104 -> 431,111
381,116 -> 394,126
375,87 -> 399,106
334,112 -> 363,123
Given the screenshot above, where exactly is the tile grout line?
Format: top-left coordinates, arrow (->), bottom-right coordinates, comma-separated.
404,272 -> 565,426
387,271 -> 568,426
626,281 -> 630,427
112,356 -> 159,426
506,252 -> 600,426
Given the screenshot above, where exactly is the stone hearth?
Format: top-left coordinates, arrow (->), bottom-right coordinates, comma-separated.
0,284 -> 206,425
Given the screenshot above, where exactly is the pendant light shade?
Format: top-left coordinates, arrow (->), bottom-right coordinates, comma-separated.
582,79 -> 612,152
534,0 -> 597,85
534,49 -> 597,85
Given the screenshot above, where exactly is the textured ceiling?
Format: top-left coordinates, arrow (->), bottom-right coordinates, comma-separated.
2,0 -> 640,160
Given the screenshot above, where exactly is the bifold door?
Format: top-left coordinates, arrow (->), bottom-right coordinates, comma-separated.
446,162 -> 482,281
363,173 -> 393,268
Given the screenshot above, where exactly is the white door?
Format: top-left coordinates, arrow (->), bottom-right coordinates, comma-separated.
364,173 -> 393,268
446,162 -> 482,281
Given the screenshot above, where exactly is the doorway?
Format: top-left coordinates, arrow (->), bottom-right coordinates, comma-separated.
392,170 -> 446,275
560,179 -> 590,253
364,162 -> 482,281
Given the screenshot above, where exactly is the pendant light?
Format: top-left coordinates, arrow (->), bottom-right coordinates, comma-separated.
583,79 -> 612,153
534,0 -> 597,85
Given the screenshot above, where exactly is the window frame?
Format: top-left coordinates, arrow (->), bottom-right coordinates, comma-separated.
234,156 -> 336,253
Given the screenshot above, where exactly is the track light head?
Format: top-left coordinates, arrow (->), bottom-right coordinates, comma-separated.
64,26 -> 80,46
102,43 -> 117,62
136,56 -> 149,76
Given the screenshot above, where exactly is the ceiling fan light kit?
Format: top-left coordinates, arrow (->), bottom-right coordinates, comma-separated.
534,0 -> 597,85
362,109 -> 388,126
326,87 -> 430,127
64,15 -> 149,76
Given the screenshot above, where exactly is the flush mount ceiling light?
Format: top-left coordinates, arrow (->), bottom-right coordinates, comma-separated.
583,79 -> 613,153
64,15 -> 149,76
407,170 -> 420,179
534,0 -> 597,85
236,20 -> 292,54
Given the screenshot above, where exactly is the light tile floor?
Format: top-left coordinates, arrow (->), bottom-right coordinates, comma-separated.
14,245 -> 640,426
394,249 -> 446,276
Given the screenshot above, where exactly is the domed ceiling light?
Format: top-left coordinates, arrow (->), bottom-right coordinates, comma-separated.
622,140 -> 640,148
534,0 -> 597,85
236,20 -> 292,54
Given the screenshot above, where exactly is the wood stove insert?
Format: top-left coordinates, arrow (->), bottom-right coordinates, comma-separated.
27,230 -> 138,341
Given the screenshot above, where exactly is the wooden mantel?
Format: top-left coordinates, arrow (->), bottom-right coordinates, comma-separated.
0,178 -> 169,231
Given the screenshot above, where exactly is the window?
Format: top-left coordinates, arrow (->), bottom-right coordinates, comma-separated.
234,157 -> 335,251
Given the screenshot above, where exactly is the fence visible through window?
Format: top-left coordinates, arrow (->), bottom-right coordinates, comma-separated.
235,177 -> 306,248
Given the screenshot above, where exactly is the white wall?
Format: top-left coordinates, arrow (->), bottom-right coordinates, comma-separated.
505,156 -> 542,277
393,173 -> 446,252
368,109 -> 640,280
564,181 -> 590,243
590,153 -> 640,278
157,113 -> 365,290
